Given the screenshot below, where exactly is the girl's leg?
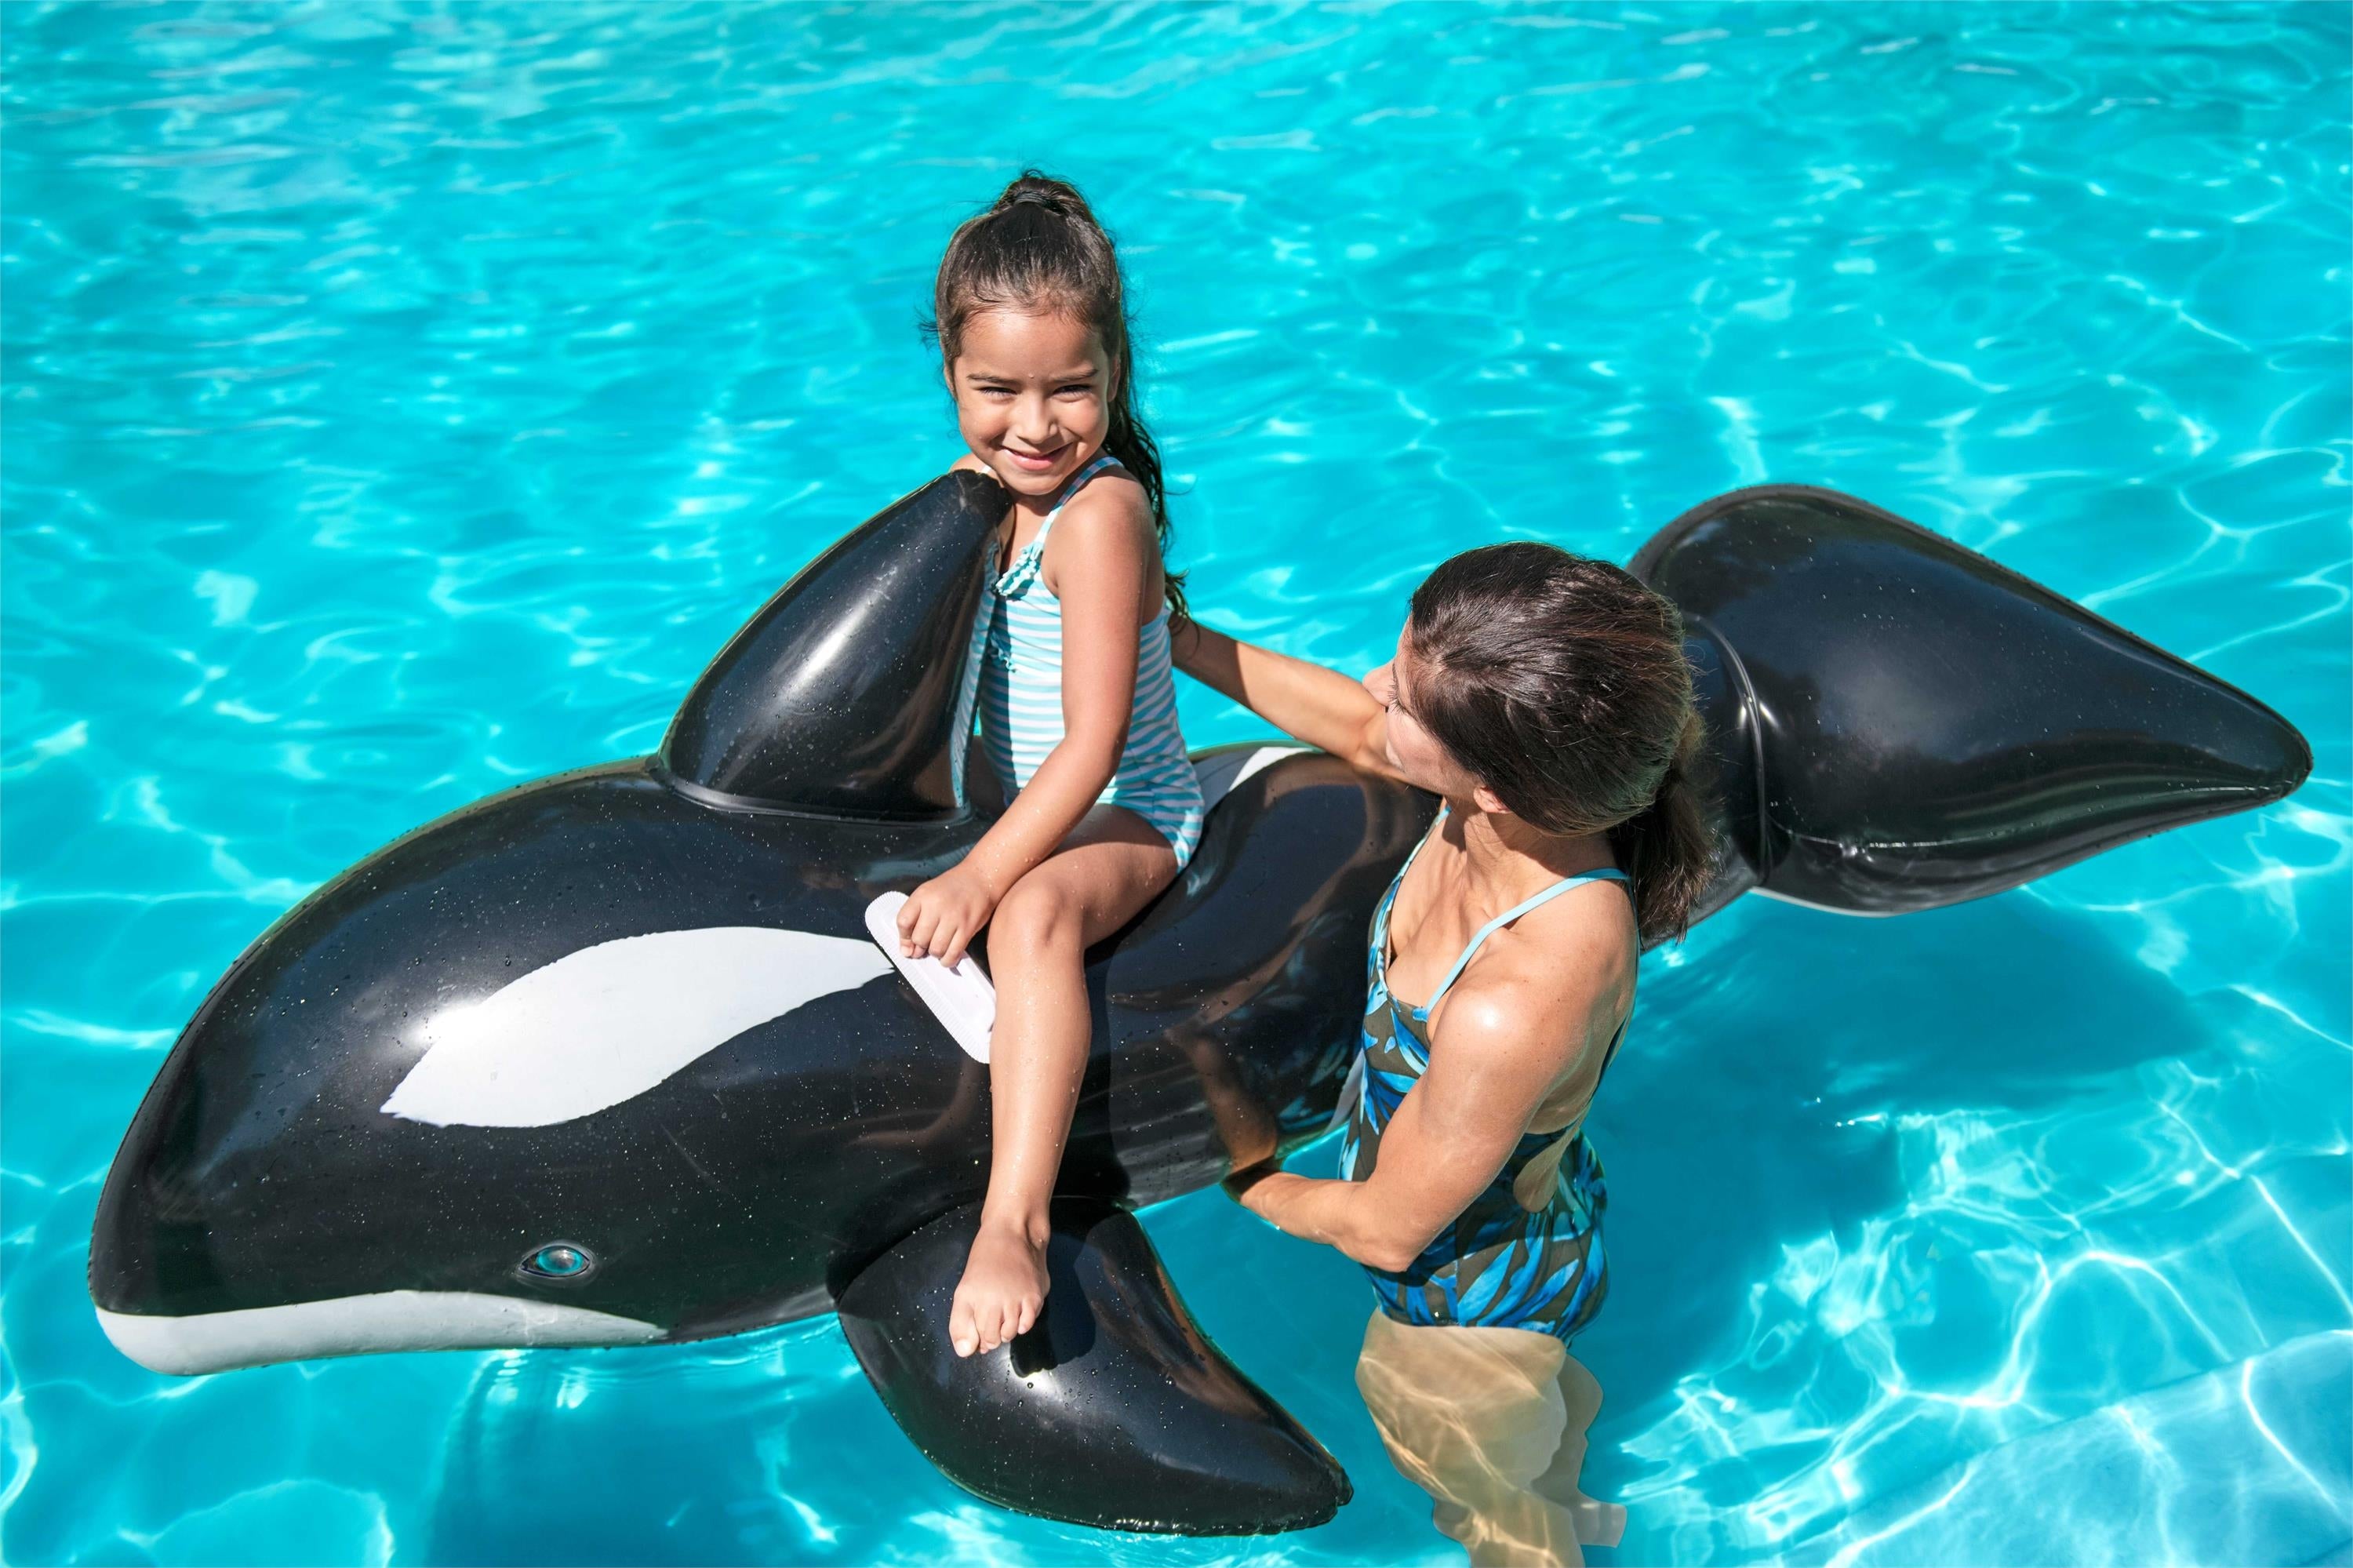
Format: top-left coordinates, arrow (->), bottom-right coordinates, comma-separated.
949,802 -> 1179,1358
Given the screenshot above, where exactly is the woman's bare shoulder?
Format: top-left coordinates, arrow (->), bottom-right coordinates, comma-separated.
947,453 -> 993,476
1431,893 -> 1637,1066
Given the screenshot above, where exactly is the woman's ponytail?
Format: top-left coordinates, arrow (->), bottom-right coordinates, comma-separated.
1605,708 -> 1716,948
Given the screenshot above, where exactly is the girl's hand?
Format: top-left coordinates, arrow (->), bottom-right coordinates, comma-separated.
895,868 -> 998,970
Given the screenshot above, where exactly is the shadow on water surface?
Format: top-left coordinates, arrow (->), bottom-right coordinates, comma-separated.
1568,886 -> 2345,1563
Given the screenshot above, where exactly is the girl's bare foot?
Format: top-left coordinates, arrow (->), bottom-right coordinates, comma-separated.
948,1217 -> 1049,1357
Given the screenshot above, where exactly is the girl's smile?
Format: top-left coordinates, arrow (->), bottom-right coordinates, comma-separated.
1002,444 -> 1068,472
945,307 -> 1118,505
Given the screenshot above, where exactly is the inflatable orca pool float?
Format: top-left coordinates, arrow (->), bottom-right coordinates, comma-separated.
89,473 -> 2310,1536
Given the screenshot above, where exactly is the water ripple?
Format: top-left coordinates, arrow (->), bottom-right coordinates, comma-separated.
4,2 -> 2345,1563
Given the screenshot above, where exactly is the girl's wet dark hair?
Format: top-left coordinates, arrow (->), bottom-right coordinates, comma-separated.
1406,543 -> 1716,946
921,170 -> 1185,618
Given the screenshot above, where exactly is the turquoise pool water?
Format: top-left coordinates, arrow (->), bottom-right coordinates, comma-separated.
5,2 -> 2348,1563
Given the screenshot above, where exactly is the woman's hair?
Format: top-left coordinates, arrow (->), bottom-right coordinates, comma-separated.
1406,542 -> 1716,946
921,169 -> 1184,618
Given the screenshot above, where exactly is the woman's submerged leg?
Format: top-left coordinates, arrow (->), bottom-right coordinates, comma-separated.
1354,1312 -> 1627,1567
1529,1346 -> 1624,1549
947,803 -> 1180,1358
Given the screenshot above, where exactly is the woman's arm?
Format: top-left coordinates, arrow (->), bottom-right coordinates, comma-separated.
1169,615 -> 1409,785
1227,968 -> 1603,1271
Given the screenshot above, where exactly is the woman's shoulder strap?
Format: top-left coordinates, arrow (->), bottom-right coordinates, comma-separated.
1373,802 -> 1447,944
1422,864 -> 1630,1017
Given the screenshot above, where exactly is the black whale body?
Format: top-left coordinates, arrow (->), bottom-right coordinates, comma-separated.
89,472 -> 2310,1536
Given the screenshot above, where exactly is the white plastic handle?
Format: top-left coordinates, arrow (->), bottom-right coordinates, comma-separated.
864,891 -> 997,1064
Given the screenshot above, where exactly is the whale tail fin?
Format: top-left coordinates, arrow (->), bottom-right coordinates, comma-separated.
837,1199 -> 1351,1536
1637,485 -> 2312,917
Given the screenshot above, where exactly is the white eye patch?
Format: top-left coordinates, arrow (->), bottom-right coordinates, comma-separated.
380,926 -> 890,1129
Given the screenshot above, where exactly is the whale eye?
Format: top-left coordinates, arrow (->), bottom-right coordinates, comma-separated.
520,1242 -> 595,1280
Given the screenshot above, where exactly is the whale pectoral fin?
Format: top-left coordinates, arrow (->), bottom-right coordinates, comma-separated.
835,1199 -> 1351,1537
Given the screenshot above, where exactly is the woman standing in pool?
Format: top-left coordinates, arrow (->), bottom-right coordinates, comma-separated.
892,172 -> 1205,1361
1174,546 -> 1713,1566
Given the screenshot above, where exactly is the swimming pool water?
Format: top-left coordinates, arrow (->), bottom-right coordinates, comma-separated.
4,3 -> 2347,1563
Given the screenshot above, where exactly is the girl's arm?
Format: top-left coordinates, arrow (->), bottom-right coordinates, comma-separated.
895,478 -> 1151,967
964,486 -> 1149,886
1226,952 -> 1614,1271
1169,616 -> 1409,785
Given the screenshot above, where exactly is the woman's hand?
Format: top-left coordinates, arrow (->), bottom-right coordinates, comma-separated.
1221,1157 -> 1283,1211
895,866 -> 1000,970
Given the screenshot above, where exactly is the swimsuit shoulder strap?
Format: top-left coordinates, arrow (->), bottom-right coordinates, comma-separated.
1420,861 -> 1631,1017
1026,451 -> 1122,557
1373,800 -> 1449,947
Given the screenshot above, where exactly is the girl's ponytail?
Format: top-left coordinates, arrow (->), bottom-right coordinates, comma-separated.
1100,391 -> 1182,620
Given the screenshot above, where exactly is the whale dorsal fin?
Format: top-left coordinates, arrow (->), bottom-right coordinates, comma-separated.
659,471 -> 1008,817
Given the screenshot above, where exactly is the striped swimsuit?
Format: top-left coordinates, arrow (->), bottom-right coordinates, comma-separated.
1340,804 -> 1635,1341
962,453 -> 1205,868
